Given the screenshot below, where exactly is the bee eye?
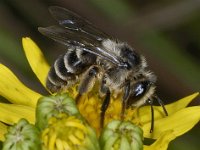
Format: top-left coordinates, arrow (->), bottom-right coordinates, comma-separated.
133,81 -> 150,97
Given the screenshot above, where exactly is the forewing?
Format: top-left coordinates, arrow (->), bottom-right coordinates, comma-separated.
38,26 -> 120,65
39,25 -> 98,47
49,6 -> 110,41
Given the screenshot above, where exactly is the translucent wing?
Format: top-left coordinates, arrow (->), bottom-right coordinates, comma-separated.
39,26 -> 121,65
39,6 -> 123,65
49,6 -> 110,41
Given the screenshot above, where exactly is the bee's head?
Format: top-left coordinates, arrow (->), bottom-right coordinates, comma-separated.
127,73 -> 168,133
127,72 -> 157,107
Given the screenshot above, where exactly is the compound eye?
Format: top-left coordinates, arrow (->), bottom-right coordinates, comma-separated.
133,81 -> 149,98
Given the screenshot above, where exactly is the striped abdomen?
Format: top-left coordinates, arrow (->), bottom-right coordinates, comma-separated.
46,48 -> 96,93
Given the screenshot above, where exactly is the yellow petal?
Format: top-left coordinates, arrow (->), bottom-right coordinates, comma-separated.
144,130 -> 176,150
22,37 -> 50,88
138,92 -> 199,125
0,103 -> 35,125
0,122 -> 7,141
0,64 -> 41,107
166,92 -> 199,114
143,106 -> 200,139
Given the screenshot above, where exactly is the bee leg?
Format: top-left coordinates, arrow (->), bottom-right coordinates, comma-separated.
76,66 -> 99,104
75,93 -> 82,104
78,66 -> 99,94
121,81 -> 130,120
100,89 -> 110,128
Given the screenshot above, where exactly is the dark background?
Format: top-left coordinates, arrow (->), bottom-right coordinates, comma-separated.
0,0 -> 199,149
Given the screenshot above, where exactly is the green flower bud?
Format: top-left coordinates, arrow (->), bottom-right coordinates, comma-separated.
100,120 -> 143,150
35,93 -> 82,130
41,114 -> 100,150
2,119 -> 41,150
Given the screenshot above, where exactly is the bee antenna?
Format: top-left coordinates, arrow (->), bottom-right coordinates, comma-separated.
147,99 -> 154,133
155,95 -> 168,116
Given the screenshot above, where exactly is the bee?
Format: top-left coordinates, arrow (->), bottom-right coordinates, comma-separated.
39,6 -> 168,132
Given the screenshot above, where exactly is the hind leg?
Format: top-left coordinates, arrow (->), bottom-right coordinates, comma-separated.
76,66 -> 99,104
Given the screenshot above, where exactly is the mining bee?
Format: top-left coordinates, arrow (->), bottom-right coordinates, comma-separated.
39,6 -> 168,132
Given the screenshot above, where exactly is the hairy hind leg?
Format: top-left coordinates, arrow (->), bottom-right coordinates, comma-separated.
76,66 -> 99,104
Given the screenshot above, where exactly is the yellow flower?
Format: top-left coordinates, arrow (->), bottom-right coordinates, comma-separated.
0,37 -> 199,149
41,113 -> 100,150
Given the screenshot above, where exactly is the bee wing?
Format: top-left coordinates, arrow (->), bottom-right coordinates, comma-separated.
39,6 -> 123,65
38,25 -> 121,65
48,6 -> 110,42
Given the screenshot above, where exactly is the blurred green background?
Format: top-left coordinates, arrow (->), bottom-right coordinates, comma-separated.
0,0 -> 199,149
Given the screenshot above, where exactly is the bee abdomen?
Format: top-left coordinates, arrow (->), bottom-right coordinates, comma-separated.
54,55 -> 76,81
46,54 -> 77,93
46,66 -> 68,93
64,50 -> 86,74
46,49 -> 95,93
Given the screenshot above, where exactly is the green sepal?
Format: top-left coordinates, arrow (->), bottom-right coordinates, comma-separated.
84,124 -> 101,150
2,119 -> 41,150
35,93 -> 82,130
100,120 -> 143,150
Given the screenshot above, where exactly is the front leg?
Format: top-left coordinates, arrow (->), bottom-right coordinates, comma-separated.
121,81 -> 130,119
